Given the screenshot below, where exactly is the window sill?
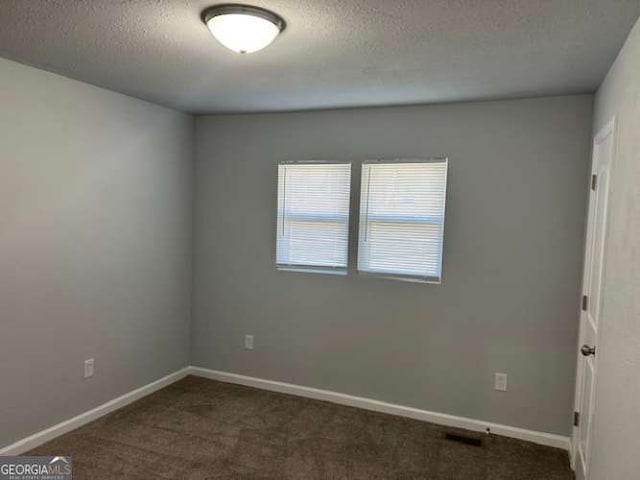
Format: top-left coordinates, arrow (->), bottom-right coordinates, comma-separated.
358,271 -> 441,284
277,266 -> 347,276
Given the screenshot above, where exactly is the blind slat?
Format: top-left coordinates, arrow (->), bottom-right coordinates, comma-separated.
358,161 -> 448,282
277,163 -> 351,271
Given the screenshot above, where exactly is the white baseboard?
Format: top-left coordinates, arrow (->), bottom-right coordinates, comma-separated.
189,366 -> 571,451
1,365 -> 570,455
0,367 -> 190,456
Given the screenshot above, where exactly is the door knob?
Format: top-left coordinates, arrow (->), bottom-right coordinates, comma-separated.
581,344 -> 596,357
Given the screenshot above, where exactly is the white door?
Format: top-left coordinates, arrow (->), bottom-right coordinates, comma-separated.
572,119 -> 616,480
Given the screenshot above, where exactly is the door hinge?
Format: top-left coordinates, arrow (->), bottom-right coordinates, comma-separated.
581,295 -> 588,311
573,411 -> 580,427
591,174 -> 598,191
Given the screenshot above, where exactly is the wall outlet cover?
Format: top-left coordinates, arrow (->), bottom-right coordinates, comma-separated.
84,358 -> 95,378
494,373 -> 508,391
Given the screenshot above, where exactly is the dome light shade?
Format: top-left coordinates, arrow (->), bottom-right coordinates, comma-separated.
202,4 -> 286,54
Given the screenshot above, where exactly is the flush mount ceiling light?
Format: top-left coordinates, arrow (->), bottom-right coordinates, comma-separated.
202,4 -> 286,54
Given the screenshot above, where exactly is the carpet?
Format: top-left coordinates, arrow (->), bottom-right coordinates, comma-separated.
28,375 -> 574,479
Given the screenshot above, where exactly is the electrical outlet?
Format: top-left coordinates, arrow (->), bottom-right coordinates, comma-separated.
494,373 -> 507,391
84,358 -> 95,378
244,335 -> 254,350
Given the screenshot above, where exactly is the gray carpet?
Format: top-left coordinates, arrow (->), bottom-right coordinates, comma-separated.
29,376 -> 574,479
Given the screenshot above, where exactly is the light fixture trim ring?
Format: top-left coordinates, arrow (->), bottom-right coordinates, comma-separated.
201,4 -> 286,33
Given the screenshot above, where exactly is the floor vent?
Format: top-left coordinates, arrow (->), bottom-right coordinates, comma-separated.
444,432 -> 483,447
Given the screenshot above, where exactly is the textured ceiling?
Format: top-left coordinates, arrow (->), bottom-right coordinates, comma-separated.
1,0 -> 639,113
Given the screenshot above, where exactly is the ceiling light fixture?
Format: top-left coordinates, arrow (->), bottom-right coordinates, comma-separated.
202,4 -> 286,54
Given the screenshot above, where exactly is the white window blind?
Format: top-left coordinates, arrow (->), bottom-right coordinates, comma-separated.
358,160 -> 448,283
277,162 -> 351,274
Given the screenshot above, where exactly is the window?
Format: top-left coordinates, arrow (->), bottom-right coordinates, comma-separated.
276,161 -> 351,274
358,159 -> 448,283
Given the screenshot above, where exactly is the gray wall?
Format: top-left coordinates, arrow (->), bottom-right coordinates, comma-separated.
193,95 -> 593,436
589,17 -> 640,479
0,58 -> 193,448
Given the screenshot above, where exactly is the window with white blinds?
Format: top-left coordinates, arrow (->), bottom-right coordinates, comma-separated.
358,160 -> 448,283
276,162 -> 351,274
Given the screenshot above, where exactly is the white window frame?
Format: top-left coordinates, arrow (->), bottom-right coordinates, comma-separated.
276,160 -> 352,276
357,158 -> 449,284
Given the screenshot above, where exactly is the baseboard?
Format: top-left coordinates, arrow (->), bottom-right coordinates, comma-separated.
0,367 -> 190,456
1,365 -> 570,455
189,366 -> 571,451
